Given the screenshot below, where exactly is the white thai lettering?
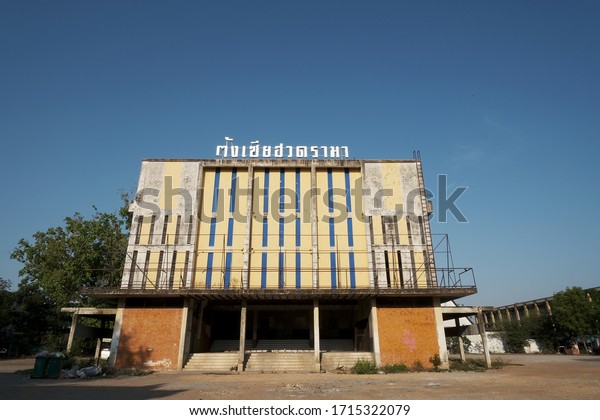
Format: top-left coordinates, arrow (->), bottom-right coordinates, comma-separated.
341,146 -> 349,158
330,146 -> 340,158
250,141 -> 260,158
297,146 -> 307,158
216,145 -> 227,158
274,143 -> 284,158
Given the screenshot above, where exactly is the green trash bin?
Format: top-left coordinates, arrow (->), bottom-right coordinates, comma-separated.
31,356 -> 48,379
46,354 -> 64,379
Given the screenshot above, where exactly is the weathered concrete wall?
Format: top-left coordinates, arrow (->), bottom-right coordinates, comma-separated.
377,307 -> 440,367
465,334 -> 544,354
115,306 -> 183,370
466,333 -> 506,353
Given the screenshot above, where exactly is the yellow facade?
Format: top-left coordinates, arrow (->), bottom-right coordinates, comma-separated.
122,159 -> 437,292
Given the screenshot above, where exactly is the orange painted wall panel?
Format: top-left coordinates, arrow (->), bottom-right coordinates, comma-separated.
115,307 -> 183,370
377,307 -> 440,368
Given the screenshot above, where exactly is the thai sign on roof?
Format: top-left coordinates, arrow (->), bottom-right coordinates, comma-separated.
216,138 -> 349,159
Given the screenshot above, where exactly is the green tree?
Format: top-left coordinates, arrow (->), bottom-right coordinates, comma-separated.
0,278 -> 13,338
551,287 -> 600,352
10,201 -> 129,309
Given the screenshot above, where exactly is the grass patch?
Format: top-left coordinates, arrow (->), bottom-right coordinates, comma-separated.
382,363 -> 409,373
352,360 -> 379,374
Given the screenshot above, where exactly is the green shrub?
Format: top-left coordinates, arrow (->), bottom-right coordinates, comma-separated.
429,354 -> 442,371
352,360 -> 378,374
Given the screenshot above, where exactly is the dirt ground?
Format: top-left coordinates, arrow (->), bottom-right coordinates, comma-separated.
1,354 -> 599,400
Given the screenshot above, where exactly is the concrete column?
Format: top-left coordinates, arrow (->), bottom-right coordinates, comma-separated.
108,298 -> 126,369
313,300 -> 321,372
523,304 -> 529,318
514,306 -> 521,323
496,309 -> 503,323
489,311 -> 496,329
94,338 -> 102,365
477,309 -> 492,369
238,301 -> 247,372
177,298 -> 192,370
66,312 -> 79,353
369,298 -> 381,367
433,298 -> 449,369
455,318 -> 465,362
534,302 -> 541,315
545,300 -> 553,316
241,165 -> 254,288
505,308 -> 512,322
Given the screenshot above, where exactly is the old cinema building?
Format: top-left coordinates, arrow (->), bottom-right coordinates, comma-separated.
80,143 -> 477,372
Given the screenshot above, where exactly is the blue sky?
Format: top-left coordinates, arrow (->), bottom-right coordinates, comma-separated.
1,0 -> 598,307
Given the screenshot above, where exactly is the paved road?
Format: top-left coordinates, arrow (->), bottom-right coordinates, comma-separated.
1,354 -> 599,400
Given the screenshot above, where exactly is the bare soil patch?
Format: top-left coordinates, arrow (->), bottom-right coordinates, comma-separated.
1,354 -> 599,400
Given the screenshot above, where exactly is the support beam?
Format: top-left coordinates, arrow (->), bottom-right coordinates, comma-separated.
313,300 -> 321,372
108,298 -> 126,369
94,338 -> 102,365
177,298 -> 192,370
433,298 -> 449,369
455,318 -> 465,362
66,313 -> 79,353
369,298 -> 381,367
238,301 -> 247,372
477,308 -> 492,369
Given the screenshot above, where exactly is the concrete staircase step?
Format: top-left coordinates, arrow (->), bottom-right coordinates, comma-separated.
184,353 -> 239,372
245,352 -> 315,372
321,352 -> 375,372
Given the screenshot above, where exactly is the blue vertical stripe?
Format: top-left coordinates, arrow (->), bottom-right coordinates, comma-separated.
329,217 -> 335,247
226,217 -> 234,247
229,168 -> 237,213
206,252 -> 214,288
278,252 -> 284,288
330,252 -> 337,289
327,168 -> 333,212
279,217 -> 284,247
262,217 -> 269,247
279,168 -> 285,212
344,168 -> 352,212
295,169 -> 300,212
347,217 -> 354,247
209,217 -> 217,247
296,252 -> 301,289
263,169 -> 270,213
224,252 -> 232,288
295,217 -> 301,247
349,252 -> 356,288
261,252 -> 268,288
212,168 -> 221,213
